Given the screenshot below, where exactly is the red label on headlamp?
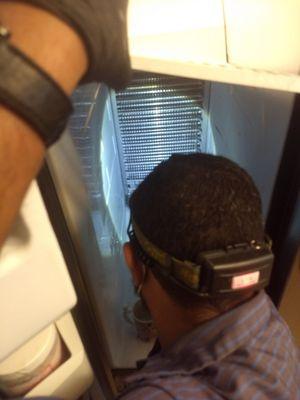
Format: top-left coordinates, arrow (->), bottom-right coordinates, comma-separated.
232,271 -> 260,289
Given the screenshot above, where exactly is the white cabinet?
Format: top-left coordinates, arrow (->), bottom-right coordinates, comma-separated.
128,0 -> 226,65
128,0 -> 300,93
224,0 -> 300,74
0,183 -> 77,362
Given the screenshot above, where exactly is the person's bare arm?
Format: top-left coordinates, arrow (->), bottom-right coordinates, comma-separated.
0,2 -> 88,245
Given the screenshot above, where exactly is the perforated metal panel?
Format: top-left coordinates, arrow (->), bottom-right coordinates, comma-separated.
114,72 -> 205,197
69,83 -> 101,198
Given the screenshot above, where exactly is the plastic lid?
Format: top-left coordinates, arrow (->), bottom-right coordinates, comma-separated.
0,324 -> 58,381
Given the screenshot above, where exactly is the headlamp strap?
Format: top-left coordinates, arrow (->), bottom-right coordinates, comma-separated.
130,219 -> 274,297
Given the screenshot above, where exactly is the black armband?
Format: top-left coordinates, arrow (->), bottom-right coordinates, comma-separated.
0,25 -> 73,147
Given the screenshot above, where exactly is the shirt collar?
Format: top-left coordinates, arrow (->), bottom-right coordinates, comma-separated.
126,291 -> 272,383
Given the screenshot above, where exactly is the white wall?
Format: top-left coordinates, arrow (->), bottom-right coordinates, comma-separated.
209,83 -> 295,216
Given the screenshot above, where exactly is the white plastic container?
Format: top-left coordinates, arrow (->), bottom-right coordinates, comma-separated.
27,313 -> 94,400
0,324 -> 65,397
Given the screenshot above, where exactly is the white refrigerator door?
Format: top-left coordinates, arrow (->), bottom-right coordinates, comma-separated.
128,0 -> 300,92
0,181 -> 77,362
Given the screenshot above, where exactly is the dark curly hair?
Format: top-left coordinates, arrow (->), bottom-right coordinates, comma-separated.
129,153 -> 265,310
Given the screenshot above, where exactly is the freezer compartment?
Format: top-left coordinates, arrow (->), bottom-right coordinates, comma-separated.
48,72 -> 294,370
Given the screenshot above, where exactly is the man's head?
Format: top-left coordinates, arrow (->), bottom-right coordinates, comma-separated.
124,154 -> 265,344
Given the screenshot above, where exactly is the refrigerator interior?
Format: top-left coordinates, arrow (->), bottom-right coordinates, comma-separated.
48,72 -> 295,370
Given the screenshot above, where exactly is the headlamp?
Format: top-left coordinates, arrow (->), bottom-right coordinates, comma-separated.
127,219 -> 274,297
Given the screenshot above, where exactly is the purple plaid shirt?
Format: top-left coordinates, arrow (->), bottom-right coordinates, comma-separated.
119,291 -> 300,399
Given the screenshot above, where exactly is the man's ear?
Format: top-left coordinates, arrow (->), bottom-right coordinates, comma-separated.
123,242 -> 143,286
